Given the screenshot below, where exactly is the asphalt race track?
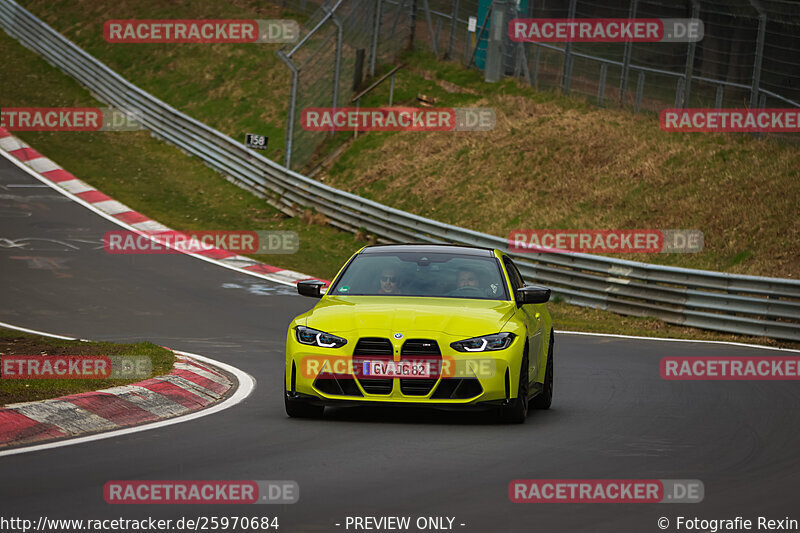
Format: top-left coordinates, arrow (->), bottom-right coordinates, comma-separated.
2,152 -> 800,532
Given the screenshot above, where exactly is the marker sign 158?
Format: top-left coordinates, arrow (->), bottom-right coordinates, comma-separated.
245,133 -> 268,149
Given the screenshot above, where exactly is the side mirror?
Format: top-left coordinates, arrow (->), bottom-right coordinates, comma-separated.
297,279 -> 326,298
516,285 -> 551,305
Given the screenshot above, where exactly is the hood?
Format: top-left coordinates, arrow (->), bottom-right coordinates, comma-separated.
303,296 -> 517,337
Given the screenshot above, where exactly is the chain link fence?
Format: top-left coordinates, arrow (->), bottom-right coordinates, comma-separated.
278,0 -> 800,170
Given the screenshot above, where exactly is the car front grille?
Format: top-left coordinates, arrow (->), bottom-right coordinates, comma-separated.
352,337 -> 394,395
400,339 -> 441,396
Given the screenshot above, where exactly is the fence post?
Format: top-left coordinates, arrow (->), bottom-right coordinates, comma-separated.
715,84 -> 724,109
674,78 -> 685,108
682,1 -> 700,108
634,71 -> 645,112
408,0 -> 417,50
391,0 -> 407,41
331,11 -> 343,136
597,63 -> 607,105
369,0 -> 382,77
469,4 -> 493,67
277,51 -> 298,169
516,42 -> 532,85
748,1 -> 767,110
447,0 -> 459,59
532,43 -> 540,88
561,0 -> 577,94
421,0 -> 439,57
619,0 -> 638,104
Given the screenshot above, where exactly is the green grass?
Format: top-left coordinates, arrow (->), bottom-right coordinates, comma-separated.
2,6 -> 798,349
0,327 -> 174,405
0,30 -> 367,279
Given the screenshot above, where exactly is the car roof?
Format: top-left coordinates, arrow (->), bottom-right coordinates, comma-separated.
359,244 -> 496,257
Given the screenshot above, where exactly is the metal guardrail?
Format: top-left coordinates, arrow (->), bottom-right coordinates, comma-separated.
1,0 -> 799,342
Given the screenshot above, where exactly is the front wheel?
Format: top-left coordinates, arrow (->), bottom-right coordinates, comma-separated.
531,334 -> 554,410
498,353 -> 529,424
284,380 -> 324,418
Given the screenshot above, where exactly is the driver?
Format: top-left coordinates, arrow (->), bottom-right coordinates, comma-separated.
455,268 -> 480,289
378,267 -> 403,294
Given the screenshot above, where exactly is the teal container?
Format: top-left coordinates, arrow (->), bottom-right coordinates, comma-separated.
474,0 -> 529,70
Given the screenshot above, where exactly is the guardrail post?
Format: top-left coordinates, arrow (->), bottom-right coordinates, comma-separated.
369,0 -> 382,77
561,0 -> 577,94
618,0 -> 638,104
681,1 -> 700,108
277,51 -> 298,169
748,2 -> 767,110
447,0 -> 459,59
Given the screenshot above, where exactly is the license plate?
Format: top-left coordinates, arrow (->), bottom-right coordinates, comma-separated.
361,360 -> 432,379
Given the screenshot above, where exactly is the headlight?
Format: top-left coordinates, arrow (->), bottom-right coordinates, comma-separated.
451,332 -> 515,352
295,326 -> 347,348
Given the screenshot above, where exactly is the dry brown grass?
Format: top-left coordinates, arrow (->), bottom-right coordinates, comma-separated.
326,90 -> 800,278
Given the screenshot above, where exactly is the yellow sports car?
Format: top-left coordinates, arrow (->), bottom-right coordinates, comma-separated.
284,244 -> 553,423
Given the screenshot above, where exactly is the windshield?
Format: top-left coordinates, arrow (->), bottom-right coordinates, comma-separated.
329,251 -> 509,300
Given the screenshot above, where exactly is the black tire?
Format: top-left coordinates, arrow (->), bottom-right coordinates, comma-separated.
284,382 -> 324,418
499,352 -> 529,424
531,334 -> 554,410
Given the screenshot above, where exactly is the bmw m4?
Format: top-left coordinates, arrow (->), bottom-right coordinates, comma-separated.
284,244 -> 554,423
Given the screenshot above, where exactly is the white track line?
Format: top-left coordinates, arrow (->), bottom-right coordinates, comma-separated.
555,330 -> 800,353
0,149 -> 296,287
0,321 -> 255,458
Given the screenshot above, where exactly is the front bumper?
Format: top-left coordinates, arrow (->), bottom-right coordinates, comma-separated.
285,331 -> 525,407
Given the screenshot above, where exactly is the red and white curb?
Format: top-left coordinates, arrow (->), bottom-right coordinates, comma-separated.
0,352 -> 232,450
0,126 -> 328,287
0,321 -> 255,457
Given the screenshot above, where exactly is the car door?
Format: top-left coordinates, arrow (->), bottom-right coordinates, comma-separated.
503,257 -> 543,388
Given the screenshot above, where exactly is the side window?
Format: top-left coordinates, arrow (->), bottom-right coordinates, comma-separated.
510,260 -> 526,288
503,257 -> 524,292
